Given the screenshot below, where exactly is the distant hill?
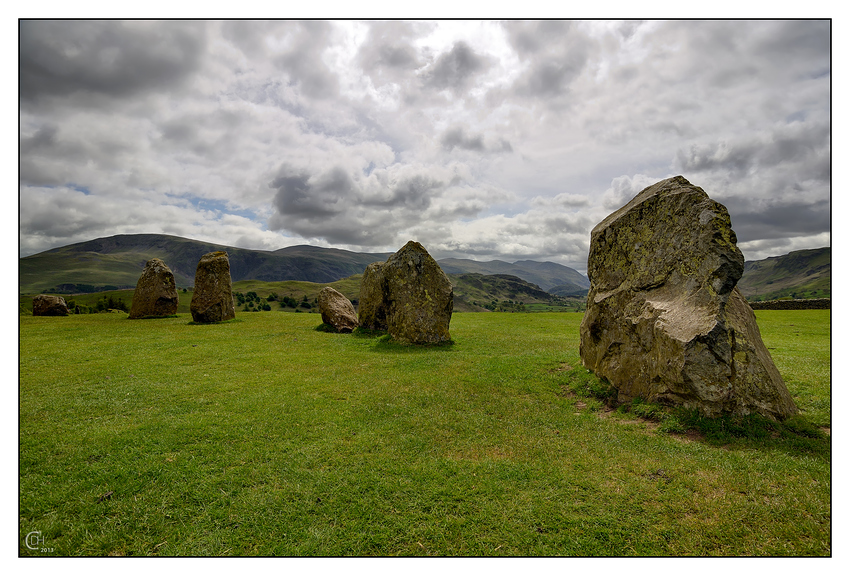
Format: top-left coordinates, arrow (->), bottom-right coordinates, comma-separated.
19,234 -> 391,294
438,258 -> 589,293
19,233 -> 588,296
738,247 -> 830,301
18,234 -> 828,303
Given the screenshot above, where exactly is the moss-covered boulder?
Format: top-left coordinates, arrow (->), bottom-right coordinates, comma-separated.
358,241 -> 453,344
318,286 -> 358,333
128,258 -> 179,319
190,251 -> 236,323
358,261 -> 388,331
579,176 -> 797,420
32,294 -> 69,316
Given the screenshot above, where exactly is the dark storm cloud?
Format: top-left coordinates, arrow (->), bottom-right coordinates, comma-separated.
422,41 -> 490,94
267,162 -> 449,246
501,20 -> 590,98
222,20 -> 340,100
441,127 -> 484,152
725,199 -> 830,244
440,126 -> 513,154
19,20 -> 206,105
269,167 -> 351,220
502,20 -> 574,56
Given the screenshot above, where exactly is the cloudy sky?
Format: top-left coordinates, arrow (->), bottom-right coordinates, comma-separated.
19,19 -> 831,272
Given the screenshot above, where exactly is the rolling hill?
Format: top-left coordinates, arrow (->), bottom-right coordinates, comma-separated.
18,234 -> 588,297
19,234 -> 391,294
19,234 -> 828,303
737,247 -> 831,301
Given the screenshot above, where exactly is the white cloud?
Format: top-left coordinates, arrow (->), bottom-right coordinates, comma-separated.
19,20 -> 830,266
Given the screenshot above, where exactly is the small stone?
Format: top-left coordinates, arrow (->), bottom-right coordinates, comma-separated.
32,294 -> 69,316
317,287 -> 359,333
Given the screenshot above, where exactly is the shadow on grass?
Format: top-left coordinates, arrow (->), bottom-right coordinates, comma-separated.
368,334 -> 456,354
559,366 -> 830,461
186,318 -> 242,326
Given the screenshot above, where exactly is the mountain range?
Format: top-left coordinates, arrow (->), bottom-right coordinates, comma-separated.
19,233 -> 829,302
18,234 -> 590,296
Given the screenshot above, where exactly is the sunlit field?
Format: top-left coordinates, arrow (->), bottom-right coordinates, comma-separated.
19,310 -> 830,556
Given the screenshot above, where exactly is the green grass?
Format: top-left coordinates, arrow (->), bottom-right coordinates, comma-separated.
19,311 -> 830,556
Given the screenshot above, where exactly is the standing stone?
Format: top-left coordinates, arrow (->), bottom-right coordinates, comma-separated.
579,176 -> 797,420
190,251 -> 236,323
359,241 -> 453,344
128,258 -> 179,319
32,294 -> 69,316
318,287 -> 359,332
358,262 -> 388,331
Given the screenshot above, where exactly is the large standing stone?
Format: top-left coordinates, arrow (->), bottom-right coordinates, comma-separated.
358,241 -> 453,344
579,176 -> 797,420
32,294 -> 69,316
358,262 -> 388,331
128,258 -> 179,319
190,251 -> 236,323
318,287 -> 359,332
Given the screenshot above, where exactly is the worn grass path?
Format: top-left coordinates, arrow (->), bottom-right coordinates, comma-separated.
19,311 -> 830,556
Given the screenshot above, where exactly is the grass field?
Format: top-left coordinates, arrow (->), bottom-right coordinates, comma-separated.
19,310 -> 830,556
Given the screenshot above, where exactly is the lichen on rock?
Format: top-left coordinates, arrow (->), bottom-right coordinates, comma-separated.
128,258 -> 179,319
190,251 -> 236,323
358,241 -> 453,344
579,176 -> 797,420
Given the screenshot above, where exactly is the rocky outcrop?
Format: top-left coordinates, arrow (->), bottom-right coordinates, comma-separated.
358,241 -> 453,344
579,176 -> 797,420
128,258 -> 179,319
190,251 -> 236,323
32,294 -> 69,316
318,286 -> 359,332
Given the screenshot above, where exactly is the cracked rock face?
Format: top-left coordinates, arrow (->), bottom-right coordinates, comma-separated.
190,251 -> 236,323
579,176 -> 797,420
128,258 -> 179,319
358,241 -> 453,344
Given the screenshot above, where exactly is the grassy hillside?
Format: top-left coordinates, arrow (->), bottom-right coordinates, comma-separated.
19,234 -> 390,294
19,311 -> 830,556
439,258 -> 589,293
739,247 -> 830,301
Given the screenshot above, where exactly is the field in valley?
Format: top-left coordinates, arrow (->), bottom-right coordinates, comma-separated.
19,310 -> 830,556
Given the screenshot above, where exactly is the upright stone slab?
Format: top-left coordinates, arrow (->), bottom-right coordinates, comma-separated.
32,294 -> 69,316
190,251 -> 236,323
358,261 -> 388,331
128,258 -> 179,319
579,176 -> 797,420
383,241 -> 453,344
318,286 -> 359,333
358,241 -> 453,343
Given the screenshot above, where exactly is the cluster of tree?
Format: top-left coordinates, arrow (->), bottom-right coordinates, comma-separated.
234,291 -> 273,312
233,291 -> 316,312
475,299 -> 527,312
279,295 -> 314,310
66,295 -> 129,314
